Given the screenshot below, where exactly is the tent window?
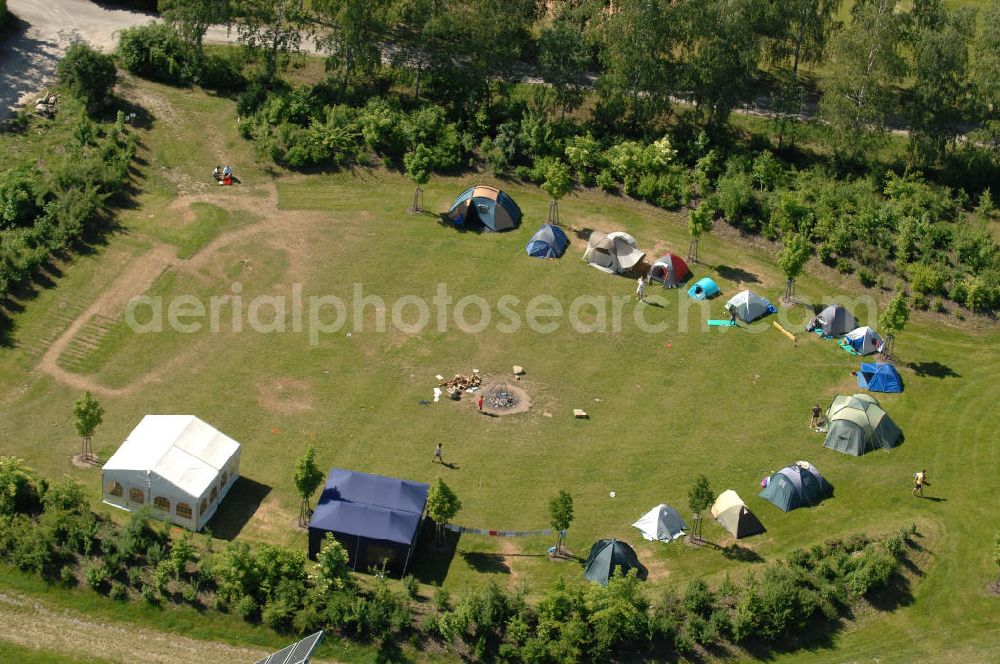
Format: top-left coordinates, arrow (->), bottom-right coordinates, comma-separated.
210,486 -> 218,503
221,471 -> 228,486
129,488 -> 145,504
107,481 -> 123,497
153,496 -> 170,512
176,502 -> 192,519
200,498 -> 208,515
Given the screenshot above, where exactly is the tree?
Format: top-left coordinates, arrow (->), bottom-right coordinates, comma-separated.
878,290 -> 909,358
763,0 -> 842,147
547,490 -> 574,556
313,532 -> 352,591
819,0 -> 906,161
687,201 -> 713,263
312,0 -> 388,83
293,446 -> 323,527
403,144 -> 432,213
903,0 -> 977,166
159,0 -> 234,57
541,160 -> 572,225
56,43 -> 117,113
426,479 -> 461,544
777,232 -> 812,301
970,3 -> 1000,154
72,391 -> 103,461
232,0 -> 307,80
537,19 -> 590,118
677,0 -> 764,132
687,474 -> 713,542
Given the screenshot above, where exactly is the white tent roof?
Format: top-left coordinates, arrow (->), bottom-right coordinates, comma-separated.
631,503 -> 687,542
103,416 -> 240,498
710,489 -> 744,519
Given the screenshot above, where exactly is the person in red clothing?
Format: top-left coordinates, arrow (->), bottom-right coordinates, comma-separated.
477,394 -> 484,412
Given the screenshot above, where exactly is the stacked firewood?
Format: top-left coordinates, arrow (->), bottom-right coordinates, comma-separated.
440,372 -> 482,392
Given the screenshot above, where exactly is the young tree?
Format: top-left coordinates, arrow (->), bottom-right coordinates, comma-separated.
547,490 -> 574,556
541,160 -> 572,225
687,201 -> 713,263
403,144 -> 432,213
72,391 -> 104,461
56,43 -> 117,114
878,290 -> 910,358
426,479 -> 461,545
312,0 -> 388,83
159,0 -> 234,57
819,0 -> 906,161
293,446 -> 324,527
687,474 -> 714,542
313,532 -> 352,591
232,0 -> 307,80
777,232 -> 812,301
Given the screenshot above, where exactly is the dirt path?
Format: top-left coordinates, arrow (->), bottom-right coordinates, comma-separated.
0,590 -> 275,664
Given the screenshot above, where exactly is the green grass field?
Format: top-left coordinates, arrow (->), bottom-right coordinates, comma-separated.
1,77 -> 998,662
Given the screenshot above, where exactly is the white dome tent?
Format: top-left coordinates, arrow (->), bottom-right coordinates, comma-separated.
102,415 -> 241,531
631,504 -> 687,542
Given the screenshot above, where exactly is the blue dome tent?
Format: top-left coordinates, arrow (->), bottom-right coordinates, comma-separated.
447,186 -> 522,232
687,277 -> 720,300
857,363 -> 903,393
526,223 -> 569,258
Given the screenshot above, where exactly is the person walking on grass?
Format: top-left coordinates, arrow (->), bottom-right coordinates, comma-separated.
912,469 -> 927,497
433,443 -> 444,464
477,394 -> 484,412
728,305 -> 738,326
636,276 -> 646,302
810,403 -> 822,428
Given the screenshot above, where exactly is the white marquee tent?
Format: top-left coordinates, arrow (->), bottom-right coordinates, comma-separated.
102,415 -> 241,531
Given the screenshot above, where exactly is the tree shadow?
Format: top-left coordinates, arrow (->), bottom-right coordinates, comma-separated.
409,519 -> 459,586
721,544 -> 765,563
572,226 -> 595,241
714,264 -> 760,284
906,361 -> 960,379
459,551 -> 511,574
205,477 -> 272,540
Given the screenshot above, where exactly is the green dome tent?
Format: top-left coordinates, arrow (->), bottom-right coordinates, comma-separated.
823,394 -> 902,456
759,462 -> 831,512
583,539 -> 644,586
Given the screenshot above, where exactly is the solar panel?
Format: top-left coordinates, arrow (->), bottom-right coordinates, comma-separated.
253,631 -> 324,664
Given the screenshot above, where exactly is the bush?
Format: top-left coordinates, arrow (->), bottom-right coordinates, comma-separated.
117,23 -> 195,85
57,43 -> 117,113
858,267 -> 876,287
402,574 -> 419,599
715,171 -> 756,227
109,580 -> 129,601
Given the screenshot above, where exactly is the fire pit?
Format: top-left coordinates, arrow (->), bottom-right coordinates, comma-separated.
479,382 -> 531,416
487,383 -> 518,409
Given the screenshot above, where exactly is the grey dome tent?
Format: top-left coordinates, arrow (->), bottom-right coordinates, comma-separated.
526,223 -> 569,258
711,490 -> 765,539
759,462 -> 831,512
823,394 -> 901,456
583,231 -> 645,274
447,186 -> 522,232
631,504 -> 687,542
806,304 -> 857,337
583,539 -> 644,586
724,290 -> 773,322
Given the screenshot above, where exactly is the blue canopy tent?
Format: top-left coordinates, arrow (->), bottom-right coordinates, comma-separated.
526,223 -> 569,258
687,277 -> 720,300
308,469 -> 429,576
447,186 -> 522,232
857,362 -> 903,393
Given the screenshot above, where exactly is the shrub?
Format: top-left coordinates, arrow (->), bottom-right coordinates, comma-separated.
596,169 -> 617,193
57,43 -> 117,113
858,267 -> 876,287
109,580 -> 129,601
836,258 -> 855,274
85,562 -> 110,593
715,171 -> 756,227
908,262 -> 946,295
117,23 -> 195,85
402,574 -> 419,599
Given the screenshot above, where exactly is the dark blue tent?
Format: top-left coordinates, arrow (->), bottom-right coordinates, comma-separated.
526,223 -> 569,258
308,469 -> 429,576
447,186 -> 522,232
857,363 -> 903,393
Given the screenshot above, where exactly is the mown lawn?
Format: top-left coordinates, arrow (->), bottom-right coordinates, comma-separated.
0,79 -> 998,663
